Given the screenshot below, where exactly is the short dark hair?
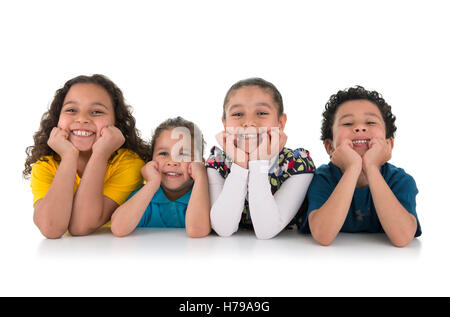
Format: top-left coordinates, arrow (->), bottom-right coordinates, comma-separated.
321,86 -> 397,141
222,77 -> 284,119
149,116 -> 205,162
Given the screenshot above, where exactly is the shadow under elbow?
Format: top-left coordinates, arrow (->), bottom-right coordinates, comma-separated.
254,229 -> 278,240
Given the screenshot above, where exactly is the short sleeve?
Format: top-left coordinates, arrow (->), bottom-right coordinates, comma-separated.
30,158 -> 58,206
298,168 -> 334,233
388,171 -> 421,237
124,187 -> 152,228
103,150 -> 145,205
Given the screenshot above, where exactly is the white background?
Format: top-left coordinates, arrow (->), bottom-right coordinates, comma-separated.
1,0 -> 449,296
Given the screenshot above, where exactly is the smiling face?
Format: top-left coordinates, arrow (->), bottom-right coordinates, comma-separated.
58,83 -> 115,153
325,99 -> 388,157
222,86 -> 286,153
152,129 -> 194,199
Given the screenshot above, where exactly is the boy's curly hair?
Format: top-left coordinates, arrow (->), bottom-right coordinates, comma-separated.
321,85 -> 397,141
23,74 -> 152,178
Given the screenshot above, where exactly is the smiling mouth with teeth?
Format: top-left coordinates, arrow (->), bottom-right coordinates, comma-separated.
352,139 -> 370,145
165,172 -> 182,176
72,130 -> 94,137
237,133 -> 260,139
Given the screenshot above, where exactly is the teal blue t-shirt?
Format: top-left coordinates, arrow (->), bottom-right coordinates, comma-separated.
127,187 -> 192,228
299,162 -> 421,237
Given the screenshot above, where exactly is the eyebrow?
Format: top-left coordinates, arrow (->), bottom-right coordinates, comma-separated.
62,101 -> 109,109
227,102 -> 273,113
154,145 -> 170,152
338,112 -> 382,121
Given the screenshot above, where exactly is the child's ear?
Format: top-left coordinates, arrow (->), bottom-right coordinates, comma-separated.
278,113 -> 287,131
387,137 -> 394,150
324,139 -> 334,157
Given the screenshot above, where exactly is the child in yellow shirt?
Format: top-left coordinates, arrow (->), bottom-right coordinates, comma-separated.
23,74 -> 150,239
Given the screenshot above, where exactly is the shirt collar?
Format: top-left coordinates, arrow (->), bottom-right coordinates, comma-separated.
152,187 -> 192,205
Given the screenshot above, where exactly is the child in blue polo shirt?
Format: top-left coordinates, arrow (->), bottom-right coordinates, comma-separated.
111,117 -> 210,238
299,86 -> 421,247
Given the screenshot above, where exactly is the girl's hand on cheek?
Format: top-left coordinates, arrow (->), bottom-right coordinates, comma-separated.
249,128 -> 287,161
188,161 -> 207,181
331,139 -> 362,173
48,127 -> 78,159
141,161 -> 161,187
92,126 -> 125,158
362,138 -> 392,172
216,130 -> 248,169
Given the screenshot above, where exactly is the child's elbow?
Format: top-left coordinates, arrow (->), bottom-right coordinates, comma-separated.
210,220 -> 237,237
254,228 -> 278,240
312,233 -> 335,246
186,226 -> 211,238
34,218 -> 66,239
39,226 -> 66,239
390,235 -> 414,248
110,222 -> 130,238
391,240 -> 410,248
68,223 -> 95,236
310,228 -> 336,246
211,226 -> 236,237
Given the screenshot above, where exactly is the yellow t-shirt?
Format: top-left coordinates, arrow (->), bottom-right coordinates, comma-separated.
30,148 -> 145,226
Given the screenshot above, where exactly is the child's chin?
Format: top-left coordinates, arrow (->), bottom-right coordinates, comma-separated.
69,139 -> 95,153
354,148 -> 367,157
161,180 -> 192,192
235,141 -> 258,154
73,144 -> 93,153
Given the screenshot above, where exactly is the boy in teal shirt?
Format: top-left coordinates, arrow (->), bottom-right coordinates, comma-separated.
300,86 -> 421,247
111,117 -> 211,237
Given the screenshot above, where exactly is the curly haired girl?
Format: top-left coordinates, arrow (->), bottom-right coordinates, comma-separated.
24,74 -> 151,238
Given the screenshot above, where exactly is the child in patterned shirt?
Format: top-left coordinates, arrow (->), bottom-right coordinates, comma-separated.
207,78 -> 315,239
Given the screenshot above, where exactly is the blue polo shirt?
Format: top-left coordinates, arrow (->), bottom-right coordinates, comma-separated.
127,187 -> 192,228
299,162 -> 422,237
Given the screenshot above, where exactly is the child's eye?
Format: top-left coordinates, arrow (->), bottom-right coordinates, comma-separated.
231,112 -> 243,117
342,122 -> 353,126
158,151 -> 169,156
92,110 -> 104,115
257,112 -> 269,116
177,152 -> 191,160
65,108 -> 76,113
367,121 -> 377,125
178,153 -> 192,161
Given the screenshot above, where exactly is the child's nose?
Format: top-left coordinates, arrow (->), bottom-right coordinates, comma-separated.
75,112 -> 91,123
166,158 -> 180,166
242,118 -> 256,128
354,126 -> 367,133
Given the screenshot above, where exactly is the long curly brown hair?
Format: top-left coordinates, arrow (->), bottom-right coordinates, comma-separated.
23,74 -> 152,178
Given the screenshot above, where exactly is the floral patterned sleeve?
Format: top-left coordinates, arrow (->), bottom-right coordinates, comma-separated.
205,146 -> 232,178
